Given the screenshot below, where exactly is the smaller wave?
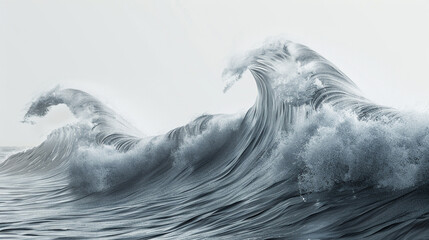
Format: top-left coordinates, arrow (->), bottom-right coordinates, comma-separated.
0,147 -> 27,163
0,125 -> 84,174
1,87 -> 145,176
24,87 -> 144,152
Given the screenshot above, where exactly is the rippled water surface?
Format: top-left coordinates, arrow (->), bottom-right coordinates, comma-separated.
2,149 -> 429,239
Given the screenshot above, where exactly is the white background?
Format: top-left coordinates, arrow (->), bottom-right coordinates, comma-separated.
1,0 -> 429,146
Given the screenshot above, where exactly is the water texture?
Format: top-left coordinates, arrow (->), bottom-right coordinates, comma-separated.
1,40 -> 429,239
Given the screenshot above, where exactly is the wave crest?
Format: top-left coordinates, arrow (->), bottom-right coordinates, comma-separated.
24,87 -> 144,152
223,40 -> 401,121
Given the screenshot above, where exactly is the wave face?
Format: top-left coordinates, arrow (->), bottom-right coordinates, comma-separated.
2,40 -> 429,239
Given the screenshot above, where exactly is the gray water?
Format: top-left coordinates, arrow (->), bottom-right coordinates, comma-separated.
1,145 -> 429,239
2,40 -> 429,239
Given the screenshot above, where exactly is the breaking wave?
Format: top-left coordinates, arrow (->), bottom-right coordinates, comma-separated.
2,40 -> 429,239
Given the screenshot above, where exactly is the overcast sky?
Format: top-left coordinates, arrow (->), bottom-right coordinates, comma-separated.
1,0 -> 429,146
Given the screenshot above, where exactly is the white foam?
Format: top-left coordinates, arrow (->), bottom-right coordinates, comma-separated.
270,107 -> 429,192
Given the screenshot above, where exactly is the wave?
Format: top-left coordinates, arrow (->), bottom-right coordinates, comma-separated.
24,87 -> 144,151
1,40 -> 426,195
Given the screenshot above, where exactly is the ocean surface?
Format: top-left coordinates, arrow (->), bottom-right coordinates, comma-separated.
2,40 -> 429,239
